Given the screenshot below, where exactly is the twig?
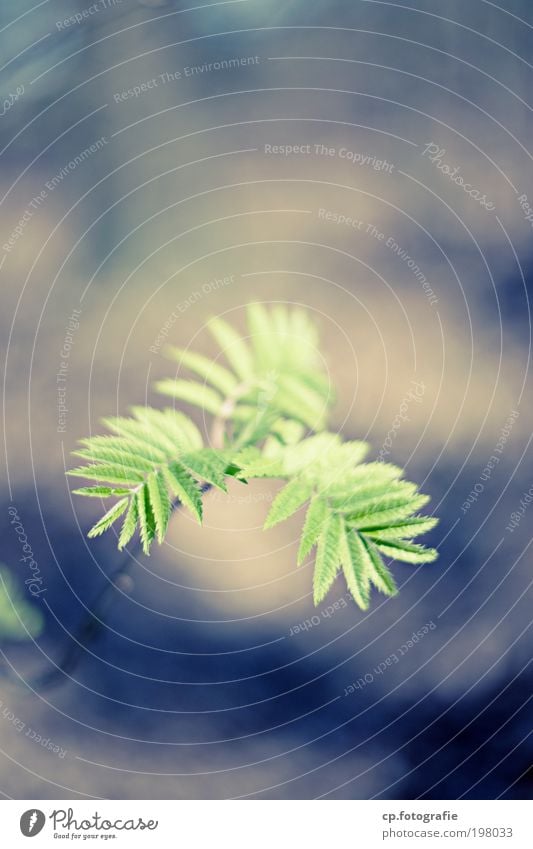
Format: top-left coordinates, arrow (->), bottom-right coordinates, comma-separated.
31,484 -> 212,690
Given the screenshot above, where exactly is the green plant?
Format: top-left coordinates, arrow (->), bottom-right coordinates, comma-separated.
0,567 -> 44,640
69,304 -> 438,609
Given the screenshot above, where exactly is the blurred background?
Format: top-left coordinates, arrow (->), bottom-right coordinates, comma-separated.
0,0 -> 532,799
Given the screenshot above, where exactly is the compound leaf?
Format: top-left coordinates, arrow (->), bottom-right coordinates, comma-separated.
313,512 -> 343,605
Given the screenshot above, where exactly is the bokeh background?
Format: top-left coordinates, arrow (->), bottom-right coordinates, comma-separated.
1,0 -> 532,799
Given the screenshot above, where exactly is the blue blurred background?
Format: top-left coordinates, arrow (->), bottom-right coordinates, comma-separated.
0,0 -> 532,799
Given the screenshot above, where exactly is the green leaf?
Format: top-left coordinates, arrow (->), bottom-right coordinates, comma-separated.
271,303 -> 290,341
268,419 -> 306,446
68,465 -> 145,486
208,316 -> 254,381
162,461 -> 203,523
247,302 -> 276,370
317,441 -> 371,483
231,447 -> 284,480
130,406 -> 202,453
371,537 -> 438,564
68,305 -> 439,611
289,306 -> 319,348
166,347 -> 238,396
72,447 -> 156,473
346,493 -> 431,530
88,498 -> 129,538
161,408 -> 203,451
365,516 -> 438,541
230,403 -> 260,423
101,414 -> 178,456
155,379 -> 223,416
326,462 -> 404,496
72,486 -> 131,498
298,497 -> 328,565
274,384 -> 326,430
361,537 -> 398,596
277,376 -> 325,415
233,405 -> 279,449
330,480 -> 418,511
0,568 -> 44,640
118,497 -> 138,550
313,512 -> 343,605
281,433 -> 340,476
340,527 -> 371,610
147,471 -> 171,543
264,478 -> 313,529
78,435 -> 167,464
181,449 -> 229,491
136,485 -> 156,555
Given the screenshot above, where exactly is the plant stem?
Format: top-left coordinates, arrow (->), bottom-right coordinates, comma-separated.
210,381 -> 254,450
31,387 -> 244,689
33,484 -> 212,690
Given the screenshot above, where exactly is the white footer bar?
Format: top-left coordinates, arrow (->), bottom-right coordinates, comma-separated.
0,800 -> 529,847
